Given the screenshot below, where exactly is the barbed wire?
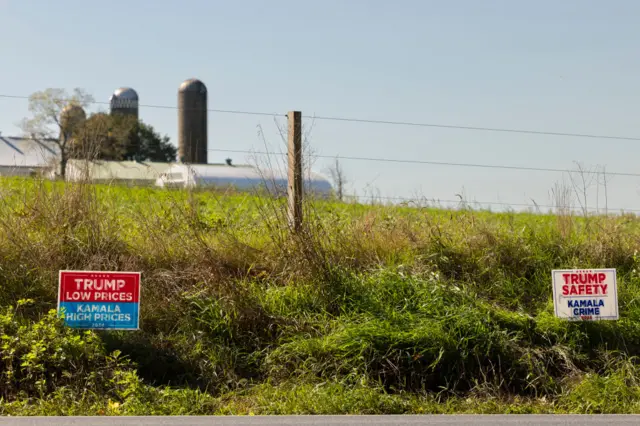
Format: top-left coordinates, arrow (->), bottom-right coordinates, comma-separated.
339,193 -> 640,213
2,93 -> 640,141
0,94 -> 281,118
207,148 -> 640,178
4,93 -> 639,213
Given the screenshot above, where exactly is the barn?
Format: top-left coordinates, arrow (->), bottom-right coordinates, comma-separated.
0,135 -> 59,177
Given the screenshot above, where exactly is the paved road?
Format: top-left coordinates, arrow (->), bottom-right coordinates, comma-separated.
1,416 -> 640,425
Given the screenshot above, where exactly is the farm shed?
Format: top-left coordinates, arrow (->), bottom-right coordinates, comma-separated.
0,135 -> 59,177
155,163 -> 334,196
64,159 -> 173,186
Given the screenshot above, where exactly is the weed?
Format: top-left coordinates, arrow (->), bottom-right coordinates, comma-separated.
2,176 -> 640,414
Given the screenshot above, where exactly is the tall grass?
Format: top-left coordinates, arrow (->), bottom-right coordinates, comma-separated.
2,173 -> 640,414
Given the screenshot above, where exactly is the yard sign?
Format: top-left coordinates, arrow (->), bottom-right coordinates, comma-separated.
551,268 -> 618,321
58,270 -> 141,330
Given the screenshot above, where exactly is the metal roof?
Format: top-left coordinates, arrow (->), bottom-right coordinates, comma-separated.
111,87 -> 138,100
156,163 -> 334,194
0,136 -> 59,168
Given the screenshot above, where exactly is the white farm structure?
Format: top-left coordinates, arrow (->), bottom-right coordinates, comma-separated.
155,163 -> 333,196
0,136 -> 59,177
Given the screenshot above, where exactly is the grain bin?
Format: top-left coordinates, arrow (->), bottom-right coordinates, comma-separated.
178,78 -> 207,164
109,87 -> 139,118
60,104 -> 86,139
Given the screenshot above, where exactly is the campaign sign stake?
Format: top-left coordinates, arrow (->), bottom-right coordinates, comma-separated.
551,268 -> 618,321
58,271 -> 141,330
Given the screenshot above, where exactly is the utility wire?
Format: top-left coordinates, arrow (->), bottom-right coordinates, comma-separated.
303,114 -> 640,141
2,93 -> 640,141
207,148 -> 640,178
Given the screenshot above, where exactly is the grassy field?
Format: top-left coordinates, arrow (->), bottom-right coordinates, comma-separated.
2,176 -> 640,415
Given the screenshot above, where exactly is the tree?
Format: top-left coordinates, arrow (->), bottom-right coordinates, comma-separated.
123,121 -> 176,162
73,114 -> 176,163
70,113 -> 134,161
327,157 -> 347,201
18,88 -> 94,178
66,112 -> 121,161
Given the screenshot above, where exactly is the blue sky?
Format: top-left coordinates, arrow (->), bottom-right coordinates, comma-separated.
1,0 -> 640,212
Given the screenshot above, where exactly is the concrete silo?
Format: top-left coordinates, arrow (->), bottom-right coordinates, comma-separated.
60,104 -> 86,140
109,87 -> 139,119
178,78 -> 207,164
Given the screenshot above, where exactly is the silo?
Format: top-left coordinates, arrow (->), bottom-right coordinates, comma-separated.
178,78 -> 207,164
60,104 -> 86,139
109,87 -> 139,118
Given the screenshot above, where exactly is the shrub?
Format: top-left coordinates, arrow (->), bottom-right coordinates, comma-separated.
0,300 -> 133,401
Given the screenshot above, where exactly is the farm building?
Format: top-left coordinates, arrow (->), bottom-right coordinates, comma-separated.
156,163 -> 334,196
0,135 -> 59,177
63,159 -> 173,186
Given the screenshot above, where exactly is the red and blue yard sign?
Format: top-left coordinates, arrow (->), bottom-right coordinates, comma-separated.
57,270 -> 141,330
551,268 -> 618,321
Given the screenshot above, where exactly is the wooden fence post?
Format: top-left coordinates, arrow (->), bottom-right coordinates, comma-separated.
287,111 -> 303,232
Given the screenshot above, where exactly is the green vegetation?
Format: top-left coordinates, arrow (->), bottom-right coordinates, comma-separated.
2,176 -> 640,415
73,112 -> 177,163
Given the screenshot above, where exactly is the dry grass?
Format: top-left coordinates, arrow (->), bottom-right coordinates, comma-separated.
2,174 -> 640,414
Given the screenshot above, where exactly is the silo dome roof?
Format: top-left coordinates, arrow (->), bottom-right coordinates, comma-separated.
61,104 -> 86,118
179,79 -> 207,93
111,87 -> 139,100
62,104 -> 85,113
